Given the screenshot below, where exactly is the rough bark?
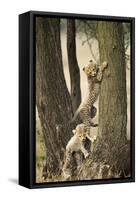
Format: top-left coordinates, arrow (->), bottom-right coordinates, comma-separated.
98,22 -> 127,141
95,22 -> 130,176
76,22 -> 130,180
67,19 -> 81,113
36,17 -> 73,180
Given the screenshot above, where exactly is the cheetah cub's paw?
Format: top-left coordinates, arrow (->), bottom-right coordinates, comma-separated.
101,61 -> 108,71
84,152 -> 89,159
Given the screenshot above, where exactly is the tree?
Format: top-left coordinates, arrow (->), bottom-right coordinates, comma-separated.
77,22 -> 130,179
97,22 -> 130,176
36,17 -> 73,179
67,19 -> 81,113
98,22 -> 127,141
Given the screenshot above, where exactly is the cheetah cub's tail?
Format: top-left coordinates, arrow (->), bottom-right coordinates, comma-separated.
71,106 -> 81,123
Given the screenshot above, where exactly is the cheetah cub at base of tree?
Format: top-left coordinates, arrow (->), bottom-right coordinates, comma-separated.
62,124 -> 96,179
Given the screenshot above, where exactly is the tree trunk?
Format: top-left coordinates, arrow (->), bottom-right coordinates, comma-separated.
96,22 -> 130,176
67,19 -> 81,113
36,17 -> 73,180
76,22 -> 130,180
97,22 -> 127,141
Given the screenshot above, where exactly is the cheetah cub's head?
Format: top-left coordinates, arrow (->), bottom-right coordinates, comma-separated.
72,124 -> 88,141
83,60 -> 98,77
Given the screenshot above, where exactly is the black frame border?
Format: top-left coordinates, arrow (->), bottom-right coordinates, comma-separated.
19,10 -> 135,189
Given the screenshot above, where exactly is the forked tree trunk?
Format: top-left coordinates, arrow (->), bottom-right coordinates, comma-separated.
36,17 -> 73,179
67,19 -> 81,113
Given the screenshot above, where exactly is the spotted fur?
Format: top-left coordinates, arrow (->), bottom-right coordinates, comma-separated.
62,124 -> 95,179
72,60 -> 108,133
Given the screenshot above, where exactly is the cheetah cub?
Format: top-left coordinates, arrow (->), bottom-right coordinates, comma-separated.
72,60 -> 108,132
63,124 -> 96,179
66,123 -> 95,158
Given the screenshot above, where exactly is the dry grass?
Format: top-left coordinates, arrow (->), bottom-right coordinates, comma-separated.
36,119 -> 46,183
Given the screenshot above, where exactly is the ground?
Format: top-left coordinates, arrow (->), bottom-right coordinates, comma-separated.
36,117 -> 46,183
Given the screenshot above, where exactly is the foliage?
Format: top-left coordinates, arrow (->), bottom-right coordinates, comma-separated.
76,20 -> 97,39
76,20 -> 130,67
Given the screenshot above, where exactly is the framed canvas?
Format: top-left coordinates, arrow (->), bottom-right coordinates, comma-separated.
19,11 -> 135,189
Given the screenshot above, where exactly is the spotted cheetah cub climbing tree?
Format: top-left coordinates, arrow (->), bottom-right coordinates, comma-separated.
72,60 -> 108,133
